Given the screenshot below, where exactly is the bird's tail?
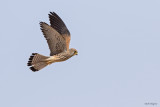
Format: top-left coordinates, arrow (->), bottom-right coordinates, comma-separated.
27,53 -> 49,72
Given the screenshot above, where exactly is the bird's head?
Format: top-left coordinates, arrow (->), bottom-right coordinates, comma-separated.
70,48 -> 78,56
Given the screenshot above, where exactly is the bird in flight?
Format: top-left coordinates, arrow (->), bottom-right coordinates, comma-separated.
27,12 -> 78,72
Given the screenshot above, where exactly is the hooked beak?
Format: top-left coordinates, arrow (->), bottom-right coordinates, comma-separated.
75,52 -> 78,55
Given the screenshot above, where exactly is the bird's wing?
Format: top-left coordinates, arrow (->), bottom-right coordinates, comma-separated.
40,22 -> 67,56
49,12 -> 71,50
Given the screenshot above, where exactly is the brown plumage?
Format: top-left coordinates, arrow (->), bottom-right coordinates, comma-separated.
27,12 -> 78,72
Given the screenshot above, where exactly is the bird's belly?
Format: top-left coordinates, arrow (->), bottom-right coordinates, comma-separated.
47,55 -> 71,63
54,56 -> 70,62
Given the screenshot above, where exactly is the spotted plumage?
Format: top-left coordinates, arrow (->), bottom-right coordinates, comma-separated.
27,12 -> 78,72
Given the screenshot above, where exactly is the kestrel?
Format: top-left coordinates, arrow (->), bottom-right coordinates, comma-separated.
27,12 -> 78,72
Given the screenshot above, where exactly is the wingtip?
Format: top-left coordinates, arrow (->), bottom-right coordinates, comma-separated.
49,11 -> 56,15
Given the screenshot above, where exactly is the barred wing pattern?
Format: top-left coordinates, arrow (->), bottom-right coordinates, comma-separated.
49,12 -> 71,50
40,22 -> 67,56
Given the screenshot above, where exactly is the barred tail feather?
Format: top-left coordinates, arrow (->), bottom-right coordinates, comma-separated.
27,53 -> 49,72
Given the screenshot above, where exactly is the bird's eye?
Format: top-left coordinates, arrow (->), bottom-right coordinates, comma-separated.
74,51 -> 78,55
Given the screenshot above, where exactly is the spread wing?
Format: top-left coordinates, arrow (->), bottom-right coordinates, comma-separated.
49,12 -> 71,50
40,22 -> 66,56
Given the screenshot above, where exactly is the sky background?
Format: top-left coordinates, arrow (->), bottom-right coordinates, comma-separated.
0,0 -> 160,107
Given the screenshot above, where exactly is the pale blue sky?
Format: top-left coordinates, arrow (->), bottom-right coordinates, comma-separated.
0,0 -> 160,107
